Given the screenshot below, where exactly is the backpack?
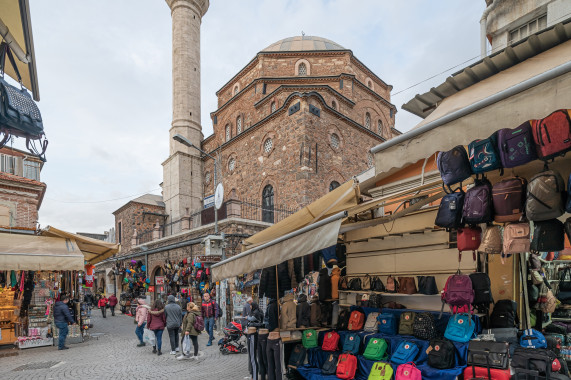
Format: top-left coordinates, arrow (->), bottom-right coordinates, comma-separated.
399,311 -> 416,335
427,338 -> 456,369
347,309 -> 365,331
437,145 -> 472,189
492,177 -> 527,222
457,227 -> 482,261
193,315 -> 205,332
391,341 -> 419,365
435,190 -> 465,229
336,353 -> 358,380
395,362 -> 422,380
368,362 -> 393,380
412,312 -> 438,341
520,329 -> 547,349
288,344 -> 307,368
479,225 -> 503,255
371,276 -> 385,292
444,313 -> 475,343
364,312 -> 380,332
503,223 -> 530,256
342,333 -> 361,355
463,179 -> 494,224
441,274 -> 474,314
531,219 -> 565,252
322,331 -> 340,351
531,109 -> 571,160
363,337 -> 389,361
490,300 -> 518,328
337,309 -> 351,330
469,272 -> 493,313
302,329 -> 318,348
321,352 -> 339,375
377,313 -> 398,335
369,294 -> 383,309
526,169 -> 566,221
348,278 -> 362,291
362,275 -> 371,291
497,122 -> 537,168
386,275 -> 399,293
468,132 -> 503,174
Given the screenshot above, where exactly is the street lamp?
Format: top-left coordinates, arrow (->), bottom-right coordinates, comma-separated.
173,134 -> 219,234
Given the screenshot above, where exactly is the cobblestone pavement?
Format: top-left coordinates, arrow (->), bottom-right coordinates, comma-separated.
2,311 -> 251,380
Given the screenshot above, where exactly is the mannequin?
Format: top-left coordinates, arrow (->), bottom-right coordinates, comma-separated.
257,328 -> 269,380
246,326 -> 258,380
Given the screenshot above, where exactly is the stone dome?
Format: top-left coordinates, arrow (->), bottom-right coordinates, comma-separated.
262,36 -> 345,53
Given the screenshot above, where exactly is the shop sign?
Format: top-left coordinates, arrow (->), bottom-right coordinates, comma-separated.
148,286 -> 155,292
204,195 -> 214,209
155,276 -> 164,285
195,255 -> 221,263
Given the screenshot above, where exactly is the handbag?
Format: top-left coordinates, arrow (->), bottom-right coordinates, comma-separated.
417,276 -> 438,295
398,277 -> 417,295
467,340 -> 509,369
386,275 -> 399,293
348,278 -> 362,291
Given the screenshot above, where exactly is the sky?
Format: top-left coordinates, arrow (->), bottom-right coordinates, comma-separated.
23,0 -> 486,233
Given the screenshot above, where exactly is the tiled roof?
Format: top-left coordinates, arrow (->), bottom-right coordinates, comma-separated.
0,172 -> 45,187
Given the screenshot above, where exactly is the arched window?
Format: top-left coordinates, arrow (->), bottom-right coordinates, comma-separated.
331,100 -> 337,110
365,112 -> 371,129
225,124 -> 230,142
367,80 -> 373,89
262,185 -> 274,223
298,63 -> 307,76
236,116 -> 242,134
271,101 -> 276,112
233,85 -> 239,96
377,120 -> 383,135
329,181 -> 340,192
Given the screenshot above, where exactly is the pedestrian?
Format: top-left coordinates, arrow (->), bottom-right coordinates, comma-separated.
53,295 -> 75,350
177,302 -> 201,360
242,297 -> 253,328
201,292 -> 219,346
135,297 -> 150,347
108,294 -> 118,316
164,294 -> 183,355
98,295 -> 108,318
147,299 -> 166,355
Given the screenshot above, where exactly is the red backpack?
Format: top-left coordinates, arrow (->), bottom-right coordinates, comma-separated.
531,109 -> 571,160
322,331 -> 340,351
347,310 -> 365,331
193,315 -> 204,332
457,227 -> 481,261
336,353 -> 358,380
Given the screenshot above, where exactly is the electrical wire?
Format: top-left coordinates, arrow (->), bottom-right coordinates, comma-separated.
46,188 -> 162,204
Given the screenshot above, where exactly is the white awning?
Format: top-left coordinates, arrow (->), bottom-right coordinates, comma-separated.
211,211 -> 345,282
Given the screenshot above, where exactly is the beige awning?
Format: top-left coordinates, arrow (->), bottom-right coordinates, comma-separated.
242,179 -> 359,249
211,212 -> 345,282
0,0 -> 39,100
0,233 -> 84,271
372,39 -> 571,179
41,226 -> 120,265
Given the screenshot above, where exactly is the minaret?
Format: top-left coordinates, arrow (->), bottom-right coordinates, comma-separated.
163,0 -> 209,222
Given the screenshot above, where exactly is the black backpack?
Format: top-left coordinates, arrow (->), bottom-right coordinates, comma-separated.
435,189 -> 465,229
371,276 -> 385,292
530,219 -> 565,252
348,278 -> 362,291
321,352 -> 339,375
427,339 -> 456,369
490,300 -> 518,328
288,344 -> 307,368
413,312 -> 438,341
337,309 -> 351,330
369,294 -> 383,309
469,272 -> 493,312
318,268 -> 331,302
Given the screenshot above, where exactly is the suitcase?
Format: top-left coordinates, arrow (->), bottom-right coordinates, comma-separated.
463,365 -> 511,380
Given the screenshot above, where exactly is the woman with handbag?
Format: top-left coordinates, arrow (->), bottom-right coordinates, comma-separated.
147,300 -> 167,355
177,302 -> 201,360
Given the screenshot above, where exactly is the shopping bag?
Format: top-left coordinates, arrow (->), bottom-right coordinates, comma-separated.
143,328 -> 155,346
182,335 -> 191,354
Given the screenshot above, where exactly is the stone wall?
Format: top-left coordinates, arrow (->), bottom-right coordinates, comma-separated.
113,202 -> 166,254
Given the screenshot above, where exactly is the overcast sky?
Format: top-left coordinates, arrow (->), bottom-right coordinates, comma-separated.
24,0 -> 486,234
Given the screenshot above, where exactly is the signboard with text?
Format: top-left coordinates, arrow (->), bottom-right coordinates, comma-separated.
204,195 -> 214,209
155,276 -> 164,285
195,255 -> 222,263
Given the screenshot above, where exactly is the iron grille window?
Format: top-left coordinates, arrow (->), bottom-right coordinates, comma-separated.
377,120 -> 383,135
262,185 -> 274,223
332,101 -> 337,110
329,181 -> 340,192
271,102 -> 276,112
225,125 -> 230,141
365,113 -> 371,129
264,138 -> 273,153
330,133 -> 340,149
237,116 -> 242,133
367,153 -> 374,168
298,63 -> 307,76
228,158 -> 236,172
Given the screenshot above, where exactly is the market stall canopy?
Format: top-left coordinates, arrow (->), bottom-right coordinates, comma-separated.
211,211 -> 346,282
0,233 -> 83,270
242,179 -> 359,249
371,20 -> 571,181
0,0 -> 39,100
41,226 -> 120,265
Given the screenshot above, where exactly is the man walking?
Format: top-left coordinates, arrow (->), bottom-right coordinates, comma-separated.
54,295 -> 75,350
108,294 -> 118,316
201,293 -> 219,346
164,294 -> 183,355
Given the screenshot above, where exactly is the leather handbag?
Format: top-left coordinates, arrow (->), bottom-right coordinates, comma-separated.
348,278 -> 362,291
467,340 -> 509,369
417,276 -> 438,295
398,277 -> 417,295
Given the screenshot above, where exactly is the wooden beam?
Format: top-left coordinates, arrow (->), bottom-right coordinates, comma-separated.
346,230 -> 449,253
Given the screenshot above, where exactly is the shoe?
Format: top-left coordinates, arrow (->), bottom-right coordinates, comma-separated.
170,351 -> 176,355
137,343 -> 145,347
152,347 -> 157,354
157,350 -> 162,356
206,342 -> 212,346
58,346 -> 69,350
175,347 -> 180,352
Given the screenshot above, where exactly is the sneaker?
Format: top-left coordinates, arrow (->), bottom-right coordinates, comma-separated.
137,343 -> 145,347
206,342 -> 212,347
177,355 -> 192,360
170,351 -> 176,355
175,347 -> 180,352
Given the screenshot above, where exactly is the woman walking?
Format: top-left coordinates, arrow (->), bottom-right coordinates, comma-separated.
177,302 -> 201,360
98,295 -> 108,318
147,299 -> 166,355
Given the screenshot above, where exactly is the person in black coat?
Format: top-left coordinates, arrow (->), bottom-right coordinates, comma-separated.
53,296 -> 75,350
265,298 -> 279,332
296,294 -> 311,328
247,302 -> 265,328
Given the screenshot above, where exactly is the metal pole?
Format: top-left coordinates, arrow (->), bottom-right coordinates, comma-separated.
214,157 -> 218,234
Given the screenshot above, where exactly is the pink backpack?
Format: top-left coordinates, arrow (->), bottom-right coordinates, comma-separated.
396,362 -> 421,380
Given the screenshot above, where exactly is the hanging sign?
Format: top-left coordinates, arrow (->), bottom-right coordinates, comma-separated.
155,276 -> 164,285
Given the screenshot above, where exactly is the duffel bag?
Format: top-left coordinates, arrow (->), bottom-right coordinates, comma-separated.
467,340 -> 509,369
463,365 -> 511,380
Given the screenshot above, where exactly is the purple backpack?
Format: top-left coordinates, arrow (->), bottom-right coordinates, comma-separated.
497,122 -> 537,168
462,178 -> 493,224
441,274 -> 474,316
437,146 -> 472,189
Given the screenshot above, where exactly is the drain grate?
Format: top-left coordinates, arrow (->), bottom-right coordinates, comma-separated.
12,361 -> 60,371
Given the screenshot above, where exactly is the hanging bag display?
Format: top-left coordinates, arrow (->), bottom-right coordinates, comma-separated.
391,341 -> 420,365
441,273 -> 474,315
468,132 -> 503,174
503,223 -> 530,256
377,313 -> 398,335
362,275 -> 371,291
444,313 -> 476,343
398,311 -> 416,335
348,278 -> 362,291
368,362 -> 393,380
395,362 -> 422,380
530,219 -> 565,252
492,176 -> 527,223
457,227 -> 482,261
435,189 -> 465,229
371,276 -> 385,292
427,338 -> 456,369
364,312 -> 380,332
302,329 -> 318,348
336,353 -> 358,380
363,337 -> 389,361
526,168 -> 566,221
417,276 -> 438,295
469,272 -> 493,312
386,275 -> 399,293
398,277 -> 417,295
437,145 -> 472,190
463,178 -> 494,224
497,122 -> 537,168
342,333 -> 361,355
479,225 -> 503,255
321,352 -> 339,375
490,300 -> 519,328
322,331 -> 340,351
531,109 -> 571,160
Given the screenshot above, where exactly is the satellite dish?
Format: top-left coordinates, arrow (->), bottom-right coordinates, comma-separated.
215,183 -> 224,210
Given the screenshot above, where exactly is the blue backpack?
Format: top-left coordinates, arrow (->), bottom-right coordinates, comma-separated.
468,132 -> 503,174
444,313 -> 475,343
520,329 -> 547,349
377,313 -> 398,335
390,341 -> 419,365
566,173 -> 571,213
437,146 -> 472,190
435,189 -> 465,229
342,333 -> 361,355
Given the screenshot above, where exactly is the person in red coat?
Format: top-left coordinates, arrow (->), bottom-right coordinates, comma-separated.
147,299 -> 166,355
98,296 -> 108,318
108,294 -> 118,316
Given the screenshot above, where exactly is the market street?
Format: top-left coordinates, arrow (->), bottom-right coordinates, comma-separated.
2,312 -> 250,380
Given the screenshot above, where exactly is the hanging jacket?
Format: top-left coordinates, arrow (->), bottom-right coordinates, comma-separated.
259,262 -> 291,300
265,298 -> 279,332
318,268 -> 331,302
287,258 -> 303,288
310,295 -> 321,327
280,293 -> 297,330
331,267 -> 340,299
296,294 -> 311,328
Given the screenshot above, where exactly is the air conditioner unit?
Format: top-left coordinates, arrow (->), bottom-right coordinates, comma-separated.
201,235 -> 225,256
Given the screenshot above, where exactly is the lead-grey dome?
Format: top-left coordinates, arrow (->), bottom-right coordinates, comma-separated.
262,36 -> 345,52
